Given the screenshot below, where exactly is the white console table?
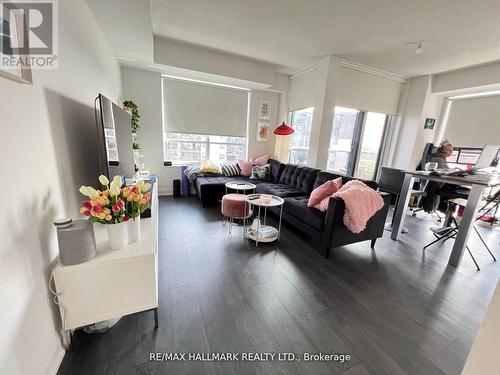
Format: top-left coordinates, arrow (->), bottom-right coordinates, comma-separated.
53,180 -> 159,342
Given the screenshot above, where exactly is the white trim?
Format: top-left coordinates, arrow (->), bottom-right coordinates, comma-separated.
160,77 -> 167,161
38,335 -> 65,375
161,75 -> 250,92
435,98 -> 452,145
449,90 -> 500,101
341,60 -> 407,83
289,63 -> 318,79
245,91 -> 251,160
290,58 -> 407,83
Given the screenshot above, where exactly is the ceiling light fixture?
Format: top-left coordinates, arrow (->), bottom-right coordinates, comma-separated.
406,40 -> 427,55
273,122 -> 294,136
416,42 -> 423,54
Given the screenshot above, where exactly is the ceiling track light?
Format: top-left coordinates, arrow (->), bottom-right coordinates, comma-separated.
416,42 -> 423,54
406,40 -> 427,55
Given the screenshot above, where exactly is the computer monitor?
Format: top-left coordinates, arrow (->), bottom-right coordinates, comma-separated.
474,145 -> 500,170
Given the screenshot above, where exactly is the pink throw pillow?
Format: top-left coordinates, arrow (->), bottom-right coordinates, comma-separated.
238,160 -> 253,176
252,154 -> 269,166
308,177 -> 342,207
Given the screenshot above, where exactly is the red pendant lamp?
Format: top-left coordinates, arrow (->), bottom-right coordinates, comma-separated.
273,121 -> 294,135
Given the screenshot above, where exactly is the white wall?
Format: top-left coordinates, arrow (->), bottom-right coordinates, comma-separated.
247,90 -> 280,158
391,76 -> 446,169
433,61 -> 500,94
287,57 -> 342,168
0,1 -> 122,374
154,36 -> 277,87
308,57 -> 342,169
405,76 -> 445,169
443,96 -> 500,147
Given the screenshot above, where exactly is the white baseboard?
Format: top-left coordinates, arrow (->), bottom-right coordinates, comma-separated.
38,335 -> 65,375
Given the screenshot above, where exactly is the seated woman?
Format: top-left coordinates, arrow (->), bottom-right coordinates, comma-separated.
428,139 -> 454,170
421,139 -> 469,214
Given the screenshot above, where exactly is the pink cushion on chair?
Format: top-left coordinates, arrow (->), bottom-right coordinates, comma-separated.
237,160 -> 253,176
221,194 -> 251,219
308,177 -> 342,207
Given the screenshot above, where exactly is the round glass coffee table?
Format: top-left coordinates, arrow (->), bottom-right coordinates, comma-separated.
225,182 -> 256,194
245,194 -> 284,246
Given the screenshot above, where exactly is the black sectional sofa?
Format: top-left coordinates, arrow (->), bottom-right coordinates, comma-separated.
194,159 -> 390,258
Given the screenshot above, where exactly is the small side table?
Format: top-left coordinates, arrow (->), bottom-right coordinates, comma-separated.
225,182 -> 256,195
245,194 -> 284,246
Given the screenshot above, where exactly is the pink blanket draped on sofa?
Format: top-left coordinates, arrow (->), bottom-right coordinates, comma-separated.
332,180 -> 384,234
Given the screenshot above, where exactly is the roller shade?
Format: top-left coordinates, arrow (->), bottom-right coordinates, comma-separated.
336,67 -> 403,115
288,70 -> 317,111
162,78 -> 249,137
444,96 -> 500,147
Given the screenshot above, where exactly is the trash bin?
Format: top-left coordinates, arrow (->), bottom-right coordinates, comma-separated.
181,165 -> 190,196
173,179 -> 181,197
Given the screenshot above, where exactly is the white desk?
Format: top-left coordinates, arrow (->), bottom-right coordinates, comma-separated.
53,181 -> 159,334
391,171 -> 499,267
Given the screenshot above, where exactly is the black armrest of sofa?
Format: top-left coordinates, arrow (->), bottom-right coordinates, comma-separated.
321,192 -> 391,258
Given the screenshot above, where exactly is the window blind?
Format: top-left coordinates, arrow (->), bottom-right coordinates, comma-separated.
336,67 -> 403,115
444,96 -> 500,147
162,78 -> 249,137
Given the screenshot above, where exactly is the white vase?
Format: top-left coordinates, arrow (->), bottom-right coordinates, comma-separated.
106,221 -> 128,249
128,217 -> 141,243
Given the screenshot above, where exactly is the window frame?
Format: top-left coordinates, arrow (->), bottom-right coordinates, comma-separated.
327,108 -> 392,180
288,107 -> 315,165
164,132 -> 247,165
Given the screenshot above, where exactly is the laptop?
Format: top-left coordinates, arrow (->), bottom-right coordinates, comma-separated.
474,145 -> 499,170
445,145 -> 499,176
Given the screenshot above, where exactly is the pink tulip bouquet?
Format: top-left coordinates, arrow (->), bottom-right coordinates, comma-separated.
122,180 -> 152,220
79,175 -> 152,224
79,175 -> 129,224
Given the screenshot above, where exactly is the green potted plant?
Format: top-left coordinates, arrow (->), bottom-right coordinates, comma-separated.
123,100 -> 140,133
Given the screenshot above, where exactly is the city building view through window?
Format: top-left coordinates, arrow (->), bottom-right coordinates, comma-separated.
165,132 -> 246,164
355,112 -> 387,180
327,107 -> 388,180
289,107 -> 314,164
327,107 -> 360,174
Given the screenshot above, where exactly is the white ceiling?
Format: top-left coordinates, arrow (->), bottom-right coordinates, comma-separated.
151,0 -> 500,77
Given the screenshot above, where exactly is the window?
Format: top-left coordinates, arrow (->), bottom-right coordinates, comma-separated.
164,132 -> 246,164
327,107 -> 390,180
288,107 -> 314,164
327,107 -> 360,174
355,112 -> 387,180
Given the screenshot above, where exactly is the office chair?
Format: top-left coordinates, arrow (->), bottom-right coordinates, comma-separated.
423,190 -> 500,270
378,167 -> 426,233
411,142 -> 436,217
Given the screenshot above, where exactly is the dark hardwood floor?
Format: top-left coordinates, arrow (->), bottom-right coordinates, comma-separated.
58,196 -> 500,375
